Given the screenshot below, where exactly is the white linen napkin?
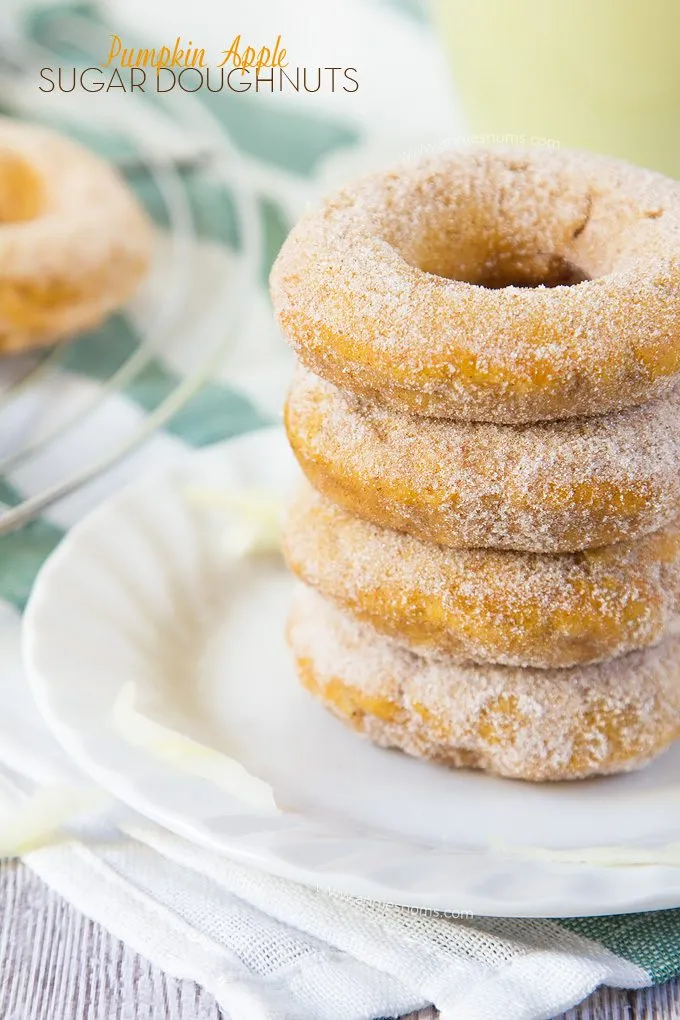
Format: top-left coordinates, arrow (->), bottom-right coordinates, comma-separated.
0,627 -> 647,1020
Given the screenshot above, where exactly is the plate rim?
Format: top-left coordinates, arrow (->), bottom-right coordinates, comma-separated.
22,426 -> 680,917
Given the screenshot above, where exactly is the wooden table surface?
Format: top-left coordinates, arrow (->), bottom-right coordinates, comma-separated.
1,861 -> 677,1020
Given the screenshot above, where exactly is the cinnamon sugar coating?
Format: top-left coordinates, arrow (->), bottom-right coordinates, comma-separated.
288,586 -> 680,781
0,118 -> 153,352
276,147 -> 680,780
271,148 -> 680,424
285,369 -> 680,553
284,482 -> 680,668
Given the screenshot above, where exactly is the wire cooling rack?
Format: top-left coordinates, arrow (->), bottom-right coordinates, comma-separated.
0,16 -> 262,535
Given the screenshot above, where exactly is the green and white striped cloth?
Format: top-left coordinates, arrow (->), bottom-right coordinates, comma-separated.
0,1 -> 363,609
0,4 -> 678,1018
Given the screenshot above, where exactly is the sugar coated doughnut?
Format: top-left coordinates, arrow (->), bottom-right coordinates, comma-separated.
271,148 -> 680,424
284,482 -> 680,668
285,369 -> 680,553
0,118 -> 153,352
288,586 -> 680,781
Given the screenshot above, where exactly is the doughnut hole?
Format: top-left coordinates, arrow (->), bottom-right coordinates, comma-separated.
375,152 -> 654,288
0,151 -> 44,222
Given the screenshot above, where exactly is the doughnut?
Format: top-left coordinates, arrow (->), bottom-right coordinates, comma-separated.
0,118 -> 153,353
288,586 -> 680,781
284,482 -> 680,669
270,148 -> 680,424
285,368 -> 680,553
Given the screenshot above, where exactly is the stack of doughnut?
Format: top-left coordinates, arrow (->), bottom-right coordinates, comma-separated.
270,148 -> 680,781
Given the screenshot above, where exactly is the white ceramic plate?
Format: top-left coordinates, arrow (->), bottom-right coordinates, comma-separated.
23,428 -> 680,917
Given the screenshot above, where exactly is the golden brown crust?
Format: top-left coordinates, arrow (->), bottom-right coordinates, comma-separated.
284,482 -> 680,668
288,586 -> 680,781
271,149 -> 680,424
0,118 -> 153,352
285,369 -> 680,553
